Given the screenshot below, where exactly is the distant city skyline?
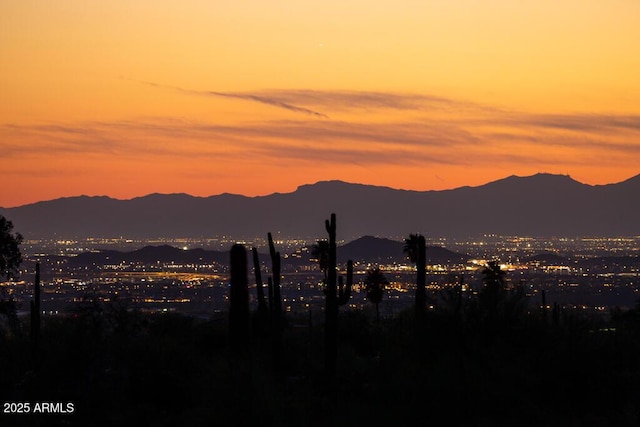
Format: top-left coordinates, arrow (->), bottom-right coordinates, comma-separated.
2,1 -> 639,207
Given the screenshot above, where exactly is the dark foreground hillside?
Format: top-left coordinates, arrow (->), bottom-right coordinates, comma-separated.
2,301 -> 640,427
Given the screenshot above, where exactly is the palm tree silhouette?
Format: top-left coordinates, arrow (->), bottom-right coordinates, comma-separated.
403,234 -> 419,264
364,267 -> 388,323
479,260 -> 506,315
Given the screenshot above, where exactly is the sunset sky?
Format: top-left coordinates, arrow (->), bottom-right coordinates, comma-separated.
2,1 -> 639,207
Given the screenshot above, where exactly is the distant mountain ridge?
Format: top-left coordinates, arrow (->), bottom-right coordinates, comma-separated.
63,237 -> 471,267
2,173 -> 639,239
67,245 -> 229,267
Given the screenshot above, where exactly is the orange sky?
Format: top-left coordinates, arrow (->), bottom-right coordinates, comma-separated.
2,1 -> 639,207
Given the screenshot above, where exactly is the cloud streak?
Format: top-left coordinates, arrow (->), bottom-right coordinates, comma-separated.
134,79 -> 502,116
5,85 -> 640,175
134,80 -> 330,119
4,108 -> 640,169
512,114 -> 640,133
254,89 -> 500,114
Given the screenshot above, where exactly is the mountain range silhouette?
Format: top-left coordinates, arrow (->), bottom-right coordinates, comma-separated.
2,173 -> 639,239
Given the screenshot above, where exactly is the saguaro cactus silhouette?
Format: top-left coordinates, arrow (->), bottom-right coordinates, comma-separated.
251,247 -> 268,318
267,277 -> 274,315
267,233 -> 283,328
324,213 -> 338,373
30,262 -> 41,343
404,234 -> 427,318
229,244 -> 250,355
268,232 -> 283,372
313,219 -> 352,372
455,273 -> 464,317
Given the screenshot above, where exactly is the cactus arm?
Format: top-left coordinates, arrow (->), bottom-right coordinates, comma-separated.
251,247 -> 267,314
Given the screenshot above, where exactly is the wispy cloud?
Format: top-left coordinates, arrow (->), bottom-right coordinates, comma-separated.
134,79 -> 499,116
512,113 -> 640,132
254,89 -> 500,114
133,80 -> 330,119
4,84 -> 640,173
4,109 -> 639,169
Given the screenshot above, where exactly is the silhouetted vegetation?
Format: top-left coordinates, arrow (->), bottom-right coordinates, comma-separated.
323,213 -> 339,374
229,244 -> 250,357
337,259 -> 353,307
267,232 -> 284,373
404,234 -> 426,321
251,247 -> 268,320
29,263 -> 41,344
317,213 -> 356,374
0,215 -> 23,281
3,220 -> 640,425
363,267 -> 387,323
2,299 -> 639,425
2,271 -> 640,426
0,216 -> 22,338
310,239 -> 330,283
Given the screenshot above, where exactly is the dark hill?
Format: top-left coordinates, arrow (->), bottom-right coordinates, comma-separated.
67,245 -> 229,267
338,236 -> 470,264
523,252 -> 568,265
